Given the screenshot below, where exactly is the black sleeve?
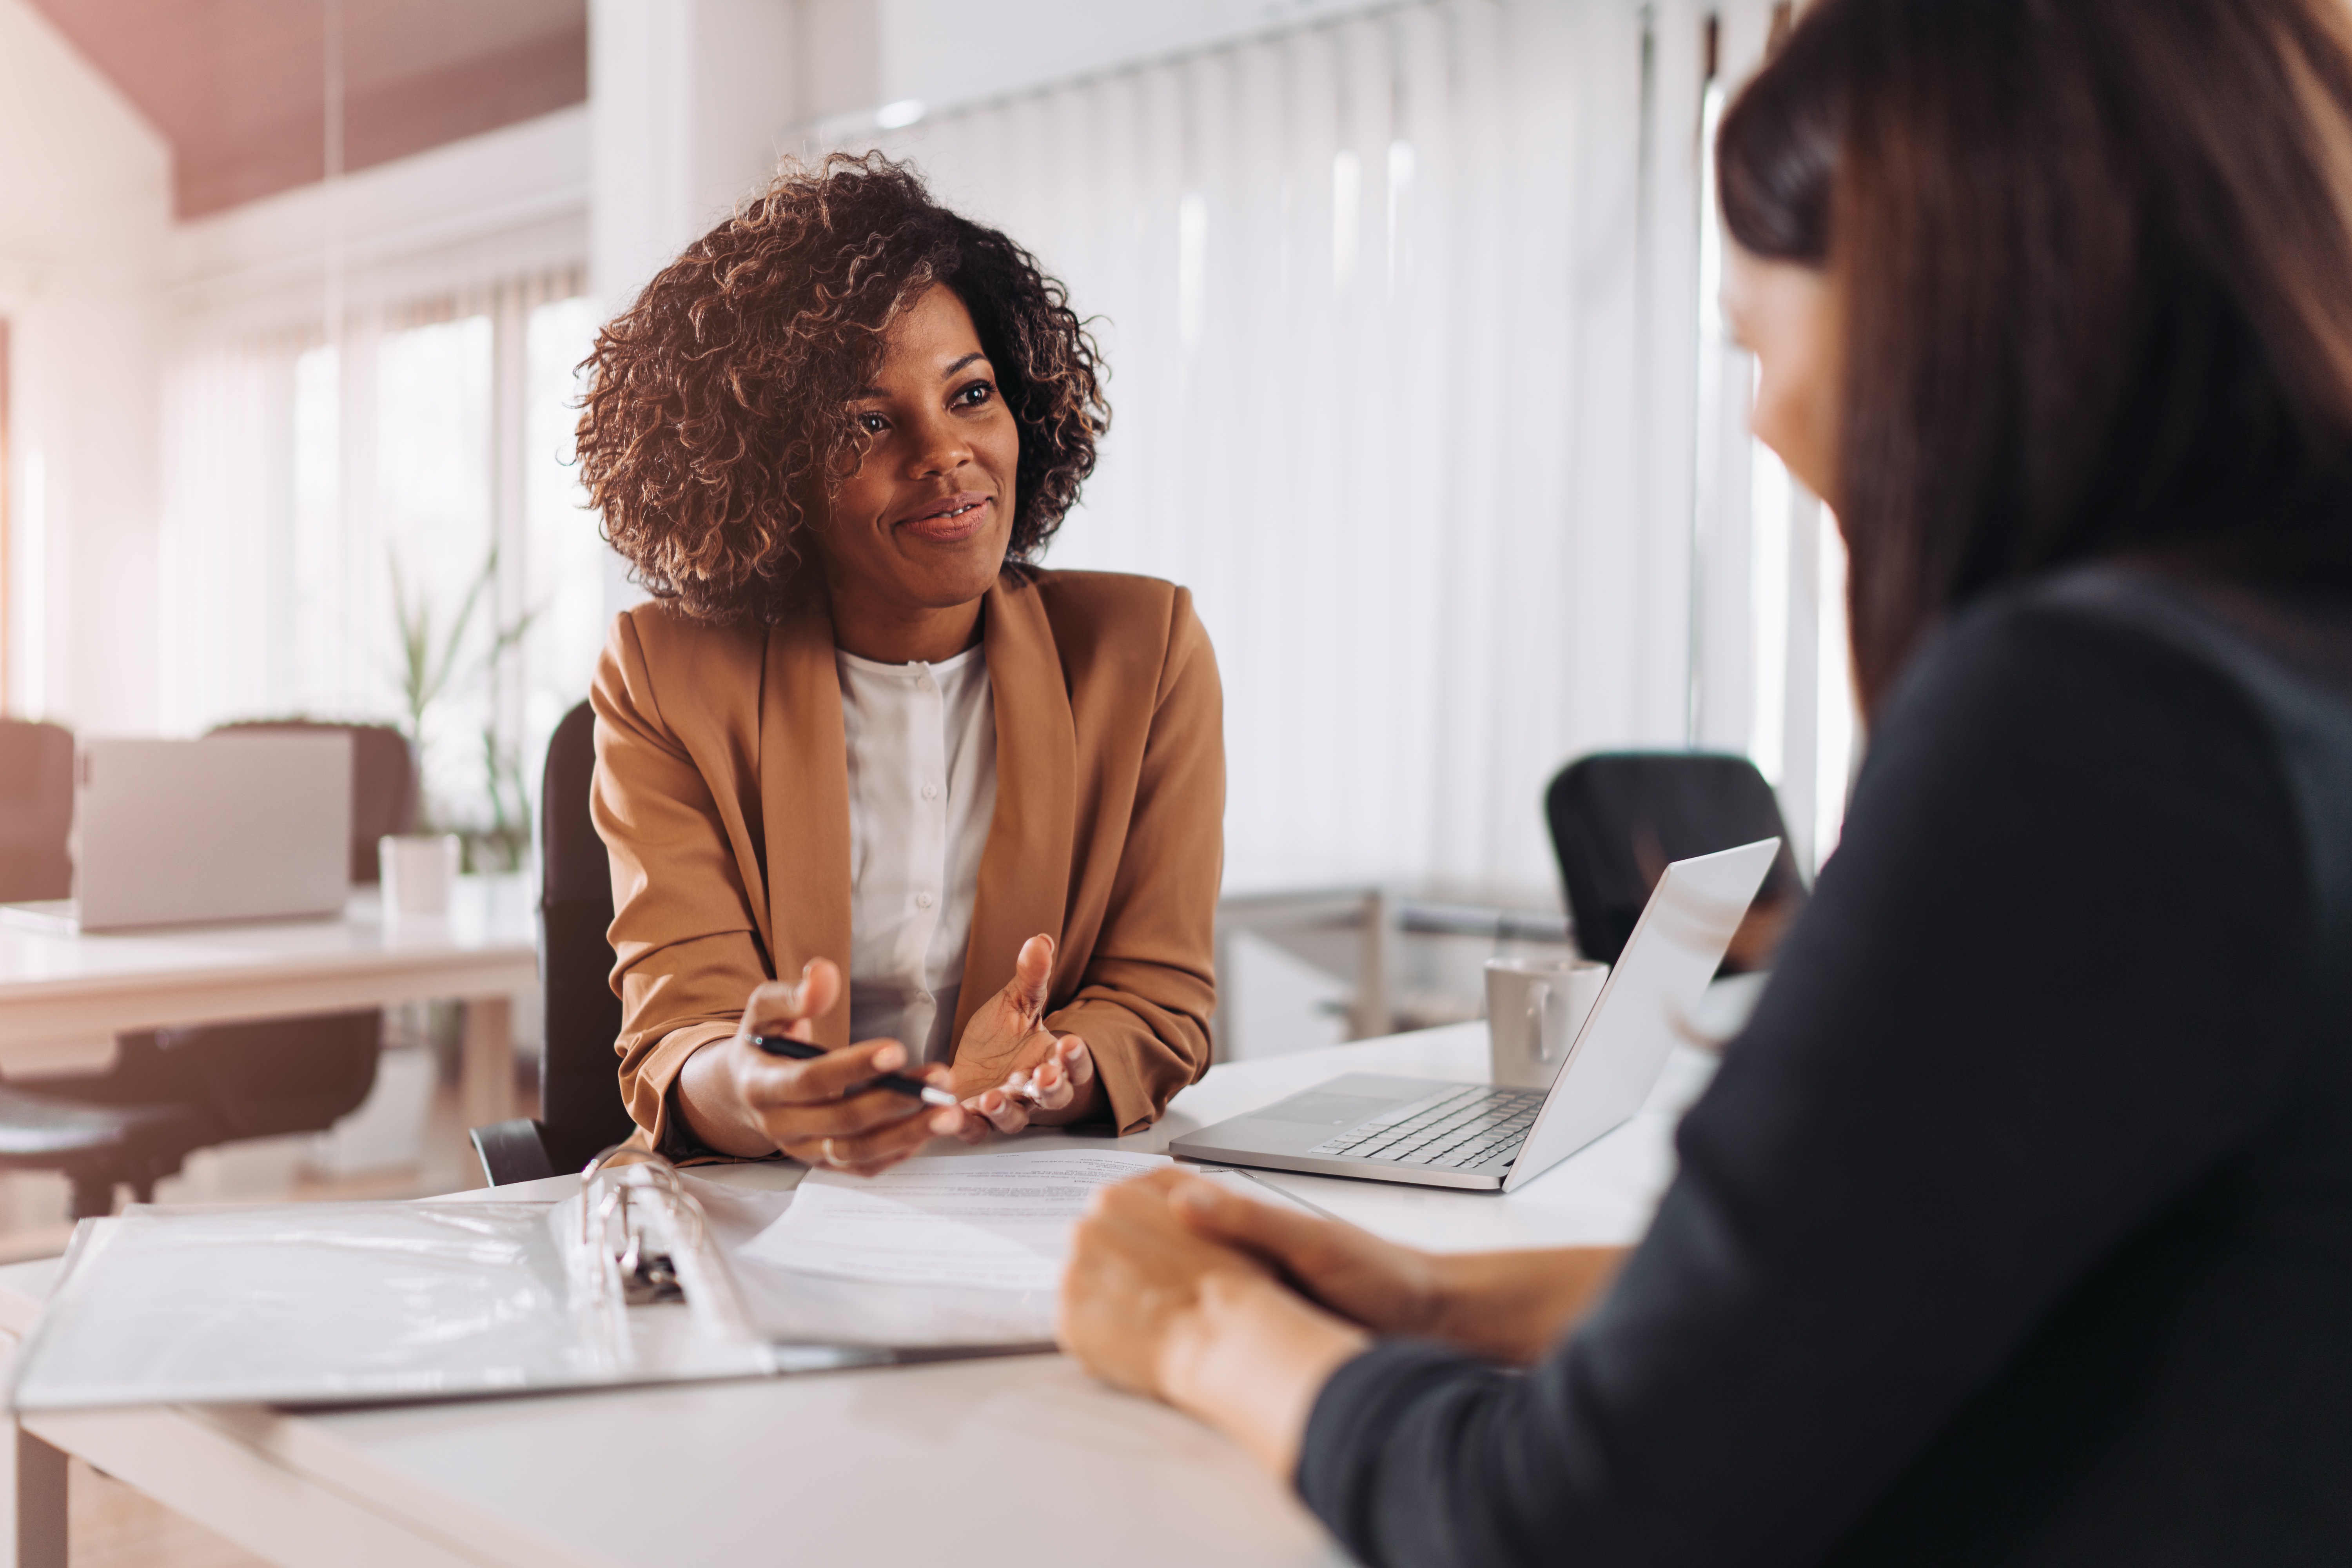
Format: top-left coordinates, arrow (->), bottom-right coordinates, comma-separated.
1294,602 -> 2313,1568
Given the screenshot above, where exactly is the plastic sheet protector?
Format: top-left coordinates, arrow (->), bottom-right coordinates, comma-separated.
18,1202 -> 628,1409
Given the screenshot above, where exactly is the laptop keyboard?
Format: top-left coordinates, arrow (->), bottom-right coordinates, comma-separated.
1306,1085 -> 1548,1170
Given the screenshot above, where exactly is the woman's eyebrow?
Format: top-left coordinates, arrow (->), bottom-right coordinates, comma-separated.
850,354 -> 986,401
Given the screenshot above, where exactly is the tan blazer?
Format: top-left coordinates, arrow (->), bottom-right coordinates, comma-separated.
590,570 -> 1223,1145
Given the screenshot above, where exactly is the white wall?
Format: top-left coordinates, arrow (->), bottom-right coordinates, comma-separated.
589,0 -> 806,310
0,0 -> 170,732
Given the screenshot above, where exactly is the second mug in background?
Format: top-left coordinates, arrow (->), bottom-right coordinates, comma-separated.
379,833 -> 461,918
1485,956 -> 1610,1090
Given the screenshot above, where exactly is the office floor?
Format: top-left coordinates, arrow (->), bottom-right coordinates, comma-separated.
69,1460 -> 269,1568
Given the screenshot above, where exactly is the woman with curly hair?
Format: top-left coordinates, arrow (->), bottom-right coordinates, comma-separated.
578,154 -> 1220,1169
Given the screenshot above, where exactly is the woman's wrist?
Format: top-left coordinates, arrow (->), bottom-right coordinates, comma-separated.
676,1038 -> 779,1157
1412,1249 -> 1481,1345
1158,1272 -> 1371,1476
1416,1246 -> 1628,1363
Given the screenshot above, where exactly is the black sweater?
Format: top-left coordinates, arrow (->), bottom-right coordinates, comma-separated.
1296,567 -> 2352,1567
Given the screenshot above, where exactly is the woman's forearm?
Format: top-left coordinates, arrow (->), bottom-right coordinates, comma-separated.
1424,1247 -> 1629,1363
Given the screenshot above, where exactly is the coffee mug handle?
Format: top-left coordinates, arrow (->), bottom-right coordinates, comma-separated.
1528,980 -> 1561,1061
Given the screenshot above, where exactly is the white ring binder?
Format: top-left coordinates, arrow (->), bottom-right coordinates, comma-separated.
7,1147 -> 1261,1412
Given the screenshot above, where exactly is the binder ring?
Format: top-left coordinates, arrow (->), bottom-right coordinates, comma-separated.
578,1144 -> 709,1253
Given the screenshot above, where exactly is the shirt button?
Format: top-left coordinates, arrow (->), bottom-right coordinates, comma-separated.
916,991 -> 932,1005
917,675 -> 935,691
922,783 -> 938,800
916,891 -> 935,909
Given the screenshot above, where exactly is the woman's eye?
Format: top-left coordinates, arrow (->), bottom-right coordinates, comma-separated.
858,413 -> 888,434
956,381 -> 995,407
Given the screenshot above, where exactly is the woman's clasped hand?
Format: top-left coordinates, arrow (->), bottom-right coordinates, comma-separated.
681,933 -> 1101,1170
1058,1168 -> 1626,1472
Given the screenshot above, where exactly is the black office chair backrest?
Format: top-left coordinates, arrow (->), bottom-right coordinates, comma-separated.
152,1011 -> 383,1138
539,701 -> 637,1163
210,720 -> 419,883
0,719 -> 74,903
1545,751 -> 1808,971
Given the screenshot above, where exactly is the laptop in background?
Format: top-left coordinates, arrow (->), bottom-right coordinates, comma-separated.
0,734 -> 352,934
1171,839 -> 1777,1193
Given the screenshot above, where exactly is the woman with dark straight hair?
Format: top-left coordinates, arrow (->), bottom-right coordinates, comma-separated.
1056,2 -> 2352,1564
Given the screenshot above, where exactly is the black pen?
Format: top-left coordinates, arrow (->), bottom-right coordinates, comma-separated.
748,1034 -> 961,1107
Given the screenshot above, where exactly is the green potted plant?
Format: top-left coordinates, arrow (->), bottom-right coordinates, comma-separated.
387,542 -> 540,892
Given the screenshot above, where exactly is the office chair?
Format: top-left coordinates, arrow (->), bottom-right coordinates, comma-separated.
0,718 -> 74,903
0,1014 -> 387,1218
470,699 -> 638,1184
1545,751 -> 1809,974
0,721 -> 416,1217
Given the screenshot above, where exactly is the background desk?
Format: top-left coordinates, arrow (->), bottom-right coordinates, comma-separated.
0,1022 -> 1717,1568
0,876 -> 537,1132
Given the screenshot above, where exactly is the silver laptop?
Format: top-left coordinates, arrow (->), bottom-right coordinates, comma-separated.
1172,839 -> 1778,1192
0,735 -> 353,934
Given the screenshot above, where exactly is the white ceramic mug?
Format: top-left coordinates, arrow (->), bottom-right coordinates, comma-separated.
1485,956 -> 1610,1090
379,833 -> 461,918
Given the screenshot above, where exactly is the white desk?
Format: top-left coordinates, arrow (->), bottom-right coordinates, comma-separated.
0,877 -> 538,1132
0,1023 -> 1715,1568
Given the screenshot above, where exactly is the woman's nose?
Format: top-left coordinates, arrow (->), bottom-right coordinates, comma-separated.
906,412 -> 972,477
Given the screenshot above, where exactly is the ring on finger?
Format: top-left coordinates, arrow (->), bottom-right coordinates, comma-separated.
822,1137 -> 841,1167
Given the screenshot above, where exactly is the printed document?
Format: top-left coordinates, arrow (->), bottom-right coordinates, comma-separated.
740,1150 -> 1167,1292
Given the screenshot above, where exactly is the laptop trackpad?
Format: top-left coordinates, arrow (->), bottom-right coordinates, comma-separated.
1251,1092 -> 1398,1126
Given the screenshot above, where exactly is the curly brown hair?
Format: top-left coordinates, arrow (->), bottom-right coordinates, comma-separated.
576,152 -> 1109,624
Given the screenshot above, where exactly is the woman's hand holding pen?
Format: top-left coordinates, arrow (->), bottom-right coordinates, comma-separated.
946,933 -> 1102,1136
677,957 -> 972,1171
677,936 -> 1101,1163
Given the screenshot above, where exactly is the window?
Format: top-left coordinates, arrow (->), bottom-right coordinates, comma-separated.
159,270 -> 603,863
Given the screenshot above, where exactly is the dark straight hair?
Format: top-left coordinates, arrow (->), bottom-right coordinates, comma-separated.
1719,0 -> 2352,710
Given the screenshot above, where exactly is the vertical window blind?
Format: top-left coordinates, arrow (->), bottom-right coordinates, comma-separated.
860,0 -> 1852,895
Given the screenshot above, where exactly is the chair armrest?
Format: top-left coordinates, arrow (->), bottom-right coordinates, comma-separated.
468,1118 -> 557,1186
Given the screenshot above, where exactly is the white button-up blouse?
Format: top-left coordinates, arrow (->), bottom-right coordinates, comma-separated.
835,642 -> 999,1063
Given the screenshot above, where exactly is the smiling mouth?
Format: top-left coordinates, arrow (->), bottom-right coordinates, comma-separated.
898,493 -> 994,540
